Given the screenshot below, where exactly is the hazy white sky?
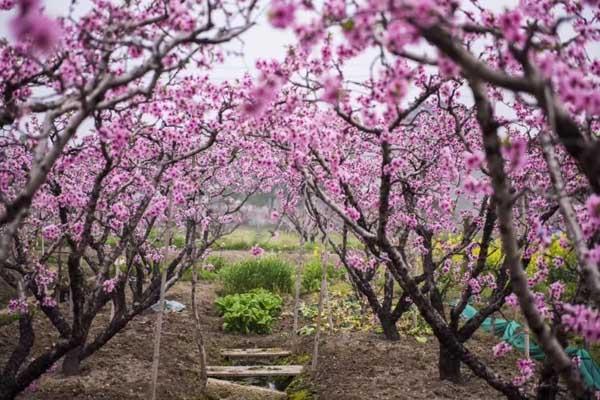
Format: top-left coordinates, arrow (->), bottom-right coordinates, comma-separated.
0,0 -> 397,82
0,0 -> 596,84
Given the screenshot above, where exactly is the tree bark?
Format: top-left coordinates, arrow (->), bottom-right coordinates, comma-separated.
439,345 -> 461,383
311,249 -> 328,371
192,261 -> 208,393
379,314 -> 400,341
536,360 -> 559,400
292,240 -> 304,335
149,268 -> 167,400
62,344 -> 83,376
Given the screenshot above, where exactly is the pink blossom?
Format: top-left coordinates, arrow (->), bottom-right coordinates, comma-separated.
346,251 -> 378,273
321,75 -> 343,104
42,296 -> 57,308
587,246 -> 600,264
586,194 -> 600,224
562,304 -> 600,343
385,20 -> 419,51
250,245 -> 265,257
8,298 -> 28,314
502,137 -> 527,171
492,341 -> 513,357
42,224 -> 61,241
498,10 -> 524,44
463,176 -> 491,195
505,293 -> 519,308
0,0 -> 17,10
438,56 -> 460,78
16,0 -> 39,13
269,1 -> 296,29
512,358 -> 535,386
549,281 -> 565,301
468,278 -> 481,294
10,0 -> 60,52
345,206 -> 360,221
464,151 -> 485,171
102,278 -> 117,294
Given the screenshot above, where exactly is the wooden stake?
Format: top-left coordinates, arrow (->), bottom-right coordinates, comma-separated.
524,323 -> 530,359
109,259 -> 121,321
150,267 -> 167,400
192,259 -> 208,392
292,239 -> 304,335
150,188 -> 173,400
324,273 -> 334,334
312,249 -> 328,371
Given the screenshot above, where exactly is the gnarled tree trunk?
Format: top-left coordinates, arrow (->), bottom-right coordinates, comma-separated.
438,345 -> 461,383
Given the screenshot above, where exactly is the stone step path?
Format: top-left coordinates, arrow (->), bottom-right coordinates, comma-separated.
220,347 -> 292,360
206,364 -> 303,378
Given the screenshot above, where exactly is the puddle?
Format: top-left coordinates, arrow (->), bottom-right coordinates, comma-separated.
228,376 -> 293,391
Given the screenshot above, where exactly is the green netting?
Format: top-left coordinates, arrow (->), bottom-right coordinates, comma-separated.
499,320 -> 545,361
566,348 -> 600,391
455,303 -> 600,390
460,304 -> 508,336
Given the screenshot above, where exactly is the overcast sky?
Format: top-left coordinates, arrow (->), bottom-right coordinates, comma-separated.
0,1 -> 596,84
0,0 -> 412,82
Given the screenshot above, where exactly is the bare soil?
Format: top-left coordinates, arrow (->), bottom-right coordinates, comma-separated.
1,278 -> 526,400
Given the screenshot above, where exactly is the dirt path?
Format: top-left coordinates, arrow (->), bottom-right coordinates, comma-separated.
1,280 -> 517,399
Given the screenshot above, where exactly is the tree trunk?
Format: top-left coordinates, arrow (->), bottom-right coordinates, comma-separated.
62,344 -> 83,376
149,267 -> 167,400
536,360 -> 559,400
439,345 -> 461,383
0,380 -> 17,400
311,250 -> 328,371
379,314 -> 400,341
192,261 -> 208,393
292,240 -> 304,335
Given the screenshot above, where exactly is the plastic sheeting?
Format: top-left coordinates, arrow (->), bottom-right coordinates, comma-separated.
151,300 -> 186,313
457,303 -> 600,390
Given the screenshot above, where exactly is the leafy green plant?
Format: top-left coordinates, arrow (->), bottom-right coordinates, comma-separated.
297,284 -> 371,335
218,257 -> 293,295
398,307 -> 433,343
301,258 -> 345,293
215,289 -> 283,334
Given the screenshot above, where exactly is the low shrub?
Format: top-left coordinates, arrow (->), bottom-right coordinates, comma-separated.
215,289 -> 283,334
218,257 -> 293,295
301,258 -> 345,293
172,234 -> 186,249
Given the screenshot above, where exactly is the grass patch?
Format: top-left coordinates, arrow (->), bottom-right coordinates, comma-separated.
285,373 -> 316,400
218,257 -> 293,295
301,257 -> 345,293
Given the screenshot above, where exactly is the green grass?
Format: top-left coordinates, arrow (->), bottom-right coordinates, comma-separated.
218,256 -> 294,295
213,228 -> 301,251
301,257 -> 346,293
212,227 -> 364,252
